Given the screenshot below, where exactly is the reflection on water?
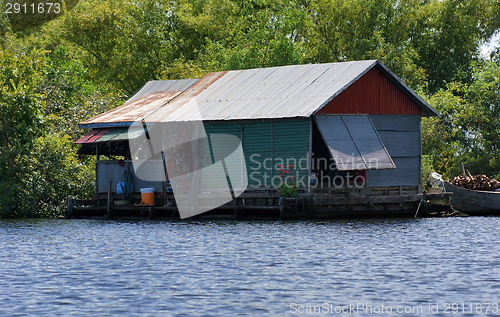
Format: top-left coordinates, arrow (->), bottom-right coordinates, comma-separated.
1,217 -> 499,316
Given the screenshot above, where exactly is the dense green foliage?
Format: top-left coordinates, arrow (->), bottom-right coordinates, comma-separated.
0,30 -> 121,217
0,0 -> 499,216
423,60 -> 500,180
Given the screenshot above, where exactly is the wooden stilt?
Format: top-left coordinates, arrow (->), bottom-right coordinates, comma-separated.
66,199 -> 74,219
107,181 -> 112,219
234,206 -> 240,220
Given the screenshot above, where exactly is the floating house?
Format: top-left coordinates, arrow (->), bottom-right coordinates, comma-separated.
73,60 -> 442,219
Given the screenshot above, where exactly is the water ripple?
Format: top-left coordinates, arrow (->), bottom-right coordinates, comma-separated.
0,217 -> 499,316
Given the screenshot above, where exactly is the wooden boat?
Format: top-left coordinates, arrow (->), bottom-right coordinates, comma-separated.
443,181 -> 500,215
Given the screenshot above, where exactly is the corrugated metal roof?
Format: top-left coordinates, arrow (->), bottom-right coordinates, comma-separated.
79,60 -> 438,129
146,60 -> 438,122
79,79 -> 198,128
74,128 -> 145,144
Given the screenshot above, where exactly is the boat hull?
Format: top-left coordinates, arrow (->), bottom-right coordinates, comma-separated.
444,182 -> 500,215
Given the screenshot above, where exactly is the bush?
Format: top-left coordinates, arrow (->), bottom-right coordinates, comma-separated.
1,134 -> 94,218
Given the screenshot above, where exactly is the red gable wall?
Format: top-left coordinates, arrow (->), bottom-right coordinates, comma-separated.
316,68 -> 422,115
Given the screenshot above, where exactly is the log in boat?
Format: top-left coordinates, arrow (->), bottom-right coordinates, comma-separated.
443,182 -> 500,215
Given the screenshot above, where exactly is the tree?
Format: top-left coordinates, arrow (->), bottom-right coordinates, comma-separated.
0,34 -> 119,217
410,0 -> 499,92
192,0 -> 307,71
60,0 -> 194,94
422,60 -> 500,180
0,41 -> 47,215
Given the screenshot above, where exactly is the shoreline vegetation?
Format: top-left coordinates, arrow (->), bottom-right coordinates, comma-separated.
1,0 -> 500,218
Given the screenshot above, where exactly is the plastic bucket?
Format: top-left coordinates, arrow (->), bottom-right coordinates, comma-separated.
140,188 -> 155,206
310,173 -> 317,185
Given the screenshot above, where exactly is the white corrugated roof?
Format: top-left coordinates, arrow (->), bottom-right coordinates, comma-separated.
146,60 -> 438,122
147,61 -> 380,122
80,60 -> 438,128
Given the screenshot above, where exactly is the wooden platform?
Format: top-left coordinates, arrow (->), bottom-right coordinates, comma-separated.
66,186 -> 454,220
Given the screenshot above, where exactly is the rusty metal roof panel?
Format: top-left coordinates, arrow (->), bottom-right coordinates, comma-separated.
126,79 -> 198,104
79,79 -> 198,128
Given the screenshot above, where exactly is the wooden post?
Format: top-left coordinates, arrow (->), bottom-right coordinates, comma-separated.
270,121 -> 274,185
95,144 -> 99,196
461,162 -> 466,175
240,123 -> 244,188
107,180 -> 112,219
308,118 -> 313,193
67,199 -> 74,219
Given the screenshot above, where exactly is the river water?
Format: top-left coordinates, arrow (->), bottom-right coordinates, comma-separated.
0,217 -> 499,316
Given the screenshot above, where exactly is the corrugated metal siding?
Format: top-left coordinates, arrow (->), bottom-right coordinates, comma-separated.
377,131 -> 420,157
317,68 -> 422,115
243,121 -> 272,187
369,114 -> 421,131
273,119 -> 310,188
200,121 -> 242,190
366,115 -> 421,187
199,118 -> 310,189
366,157 -> 420,187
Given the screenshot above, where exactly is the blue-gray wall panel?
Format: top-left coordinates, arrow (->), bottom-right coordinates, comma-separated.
366,157 -> 420,187
377,131 -> 420,157
370,115 -> 420,131
367,115 -> 421,187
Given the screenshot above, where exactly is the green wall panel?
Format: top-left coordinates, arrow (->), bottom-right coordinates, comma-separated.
200,122 -> 242,190
273,119 -> 310,189
243,121 -> 272,187
199,118 -> 310,190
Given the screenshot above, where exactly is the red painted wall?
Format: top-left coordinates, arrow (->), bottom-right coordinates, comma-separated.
316,68 -> 422,115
